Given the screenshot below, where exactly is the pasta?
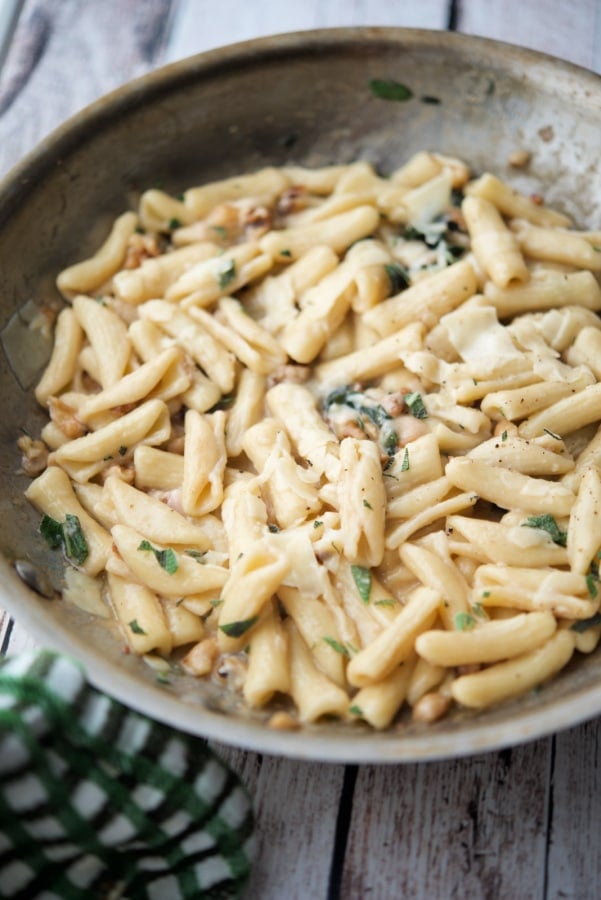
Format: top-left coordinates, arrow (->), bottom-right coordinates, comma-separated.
19,149 -> 601,733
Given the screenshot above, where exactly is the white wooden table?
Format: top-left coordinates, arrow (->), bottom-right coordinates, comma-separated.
2,2 -> 601,897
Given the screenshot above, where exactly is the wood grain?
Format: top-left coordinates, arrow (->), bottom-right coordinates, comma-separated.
341,741 -> 551,900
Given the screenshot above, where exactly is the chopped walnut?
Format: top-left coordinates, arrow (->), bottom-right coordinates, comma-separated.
47,397 -> 86,439
530,193 -> 544,206
411,691 -> 452,723
181,638 -> 219,676
241,202 -> 272,239
17,435 -> 48,477
276,185 -> 307,218
123,232 -> 161,269
267,364 -> 311,388
380,392 -> 406,417
214,653 -> 248,691
268,711 -> 300,731
99,464 -> 135,484
508,149 -> 531,168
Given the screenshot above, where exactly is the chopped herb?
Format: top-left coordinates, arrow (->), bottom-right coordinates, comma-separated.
209,598 -> 223,608
268,524 -> 280,533
374,598 -> 397,608
324,386 -> 391,429
543,427 -> 561,440
501,430 -> 508,442
313,520 -> 323,529
445,244 -> 465,263
571,612 -> 601,633
482,591 -> 491,598
156,672 -> 171,684
209,393 -> 236,412
184,549 -> 207,564
137,539 -> 179,574
451,188 -> 465,207
118,445 -> 128,457
471,602 -> 489,620
455,611 -> 476,631
401,447 -> 410,472
363,498 -> 373,510
368,78 -> 413,101
421,94 -> 441,105
586,574 -> 598,599
404,391 -> 428,419
522,514 -> 567,547
219,616 -> 259,638
217,258 -> 236,289
349,704 -> 364,716
40,513 -> 89,566
382,427 -> 399,457
211,225 -> 228,240
323,636 -> 350,657
39,514 -> 64,550
384,262 -> 410,294
280,249 -> 292,258
129,619 -> 146,635
351,564 -> 372,603
168,217 -> 181,230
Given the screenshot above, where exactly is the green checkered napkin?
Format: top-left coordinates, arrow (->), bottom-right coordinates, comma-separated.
0,650 -> 254,899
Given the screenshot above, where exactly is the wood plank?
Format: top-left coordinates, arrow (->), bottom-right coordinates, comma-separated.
340,741 -> 550,899
165,0 -> 450,62
213,743 -> 345,900
0,0 -> 177,178
457,0 -> 601,71
546,720 -> 601,899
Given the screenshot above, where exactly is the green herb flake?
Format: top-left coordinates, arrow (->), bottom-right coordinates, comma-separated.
209,393 -> 236,412
471,602 -> 489,620
211,225 -> 228,240
374,598 -> 397,608
421,94 -> 441,105
217,257 -> 236,289
323,636 -> 350,657
129,619 -> 146,635
351,564 -> 372,604
137,539 -> 179,574
543,427 -> 561,440
40,513 -> 89,565
349,704 -> 364,716
586,574 -> 598,599
522,514 -> 567,547
368,78 -> 413,102
501,430 -> 508,442
404,391 -> 428,419
455,611 -> 476,631
383,428 -> 399,457
280,249 -> 292,258
219,616 -> 259,638
118,445 -> 128,457
39,514 -> 64,550
184,549 -> 207,564
571,612 -> 601,633
268,524 -> 281,533
210,598 -> 223,608
313,520 -> 323,529
168,217 -> 182,230
401,447 -> 410,472
482,591 -> 491,598
156,672 -> 171,684
384,262 -> 410,294
363,498 -> 373,510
